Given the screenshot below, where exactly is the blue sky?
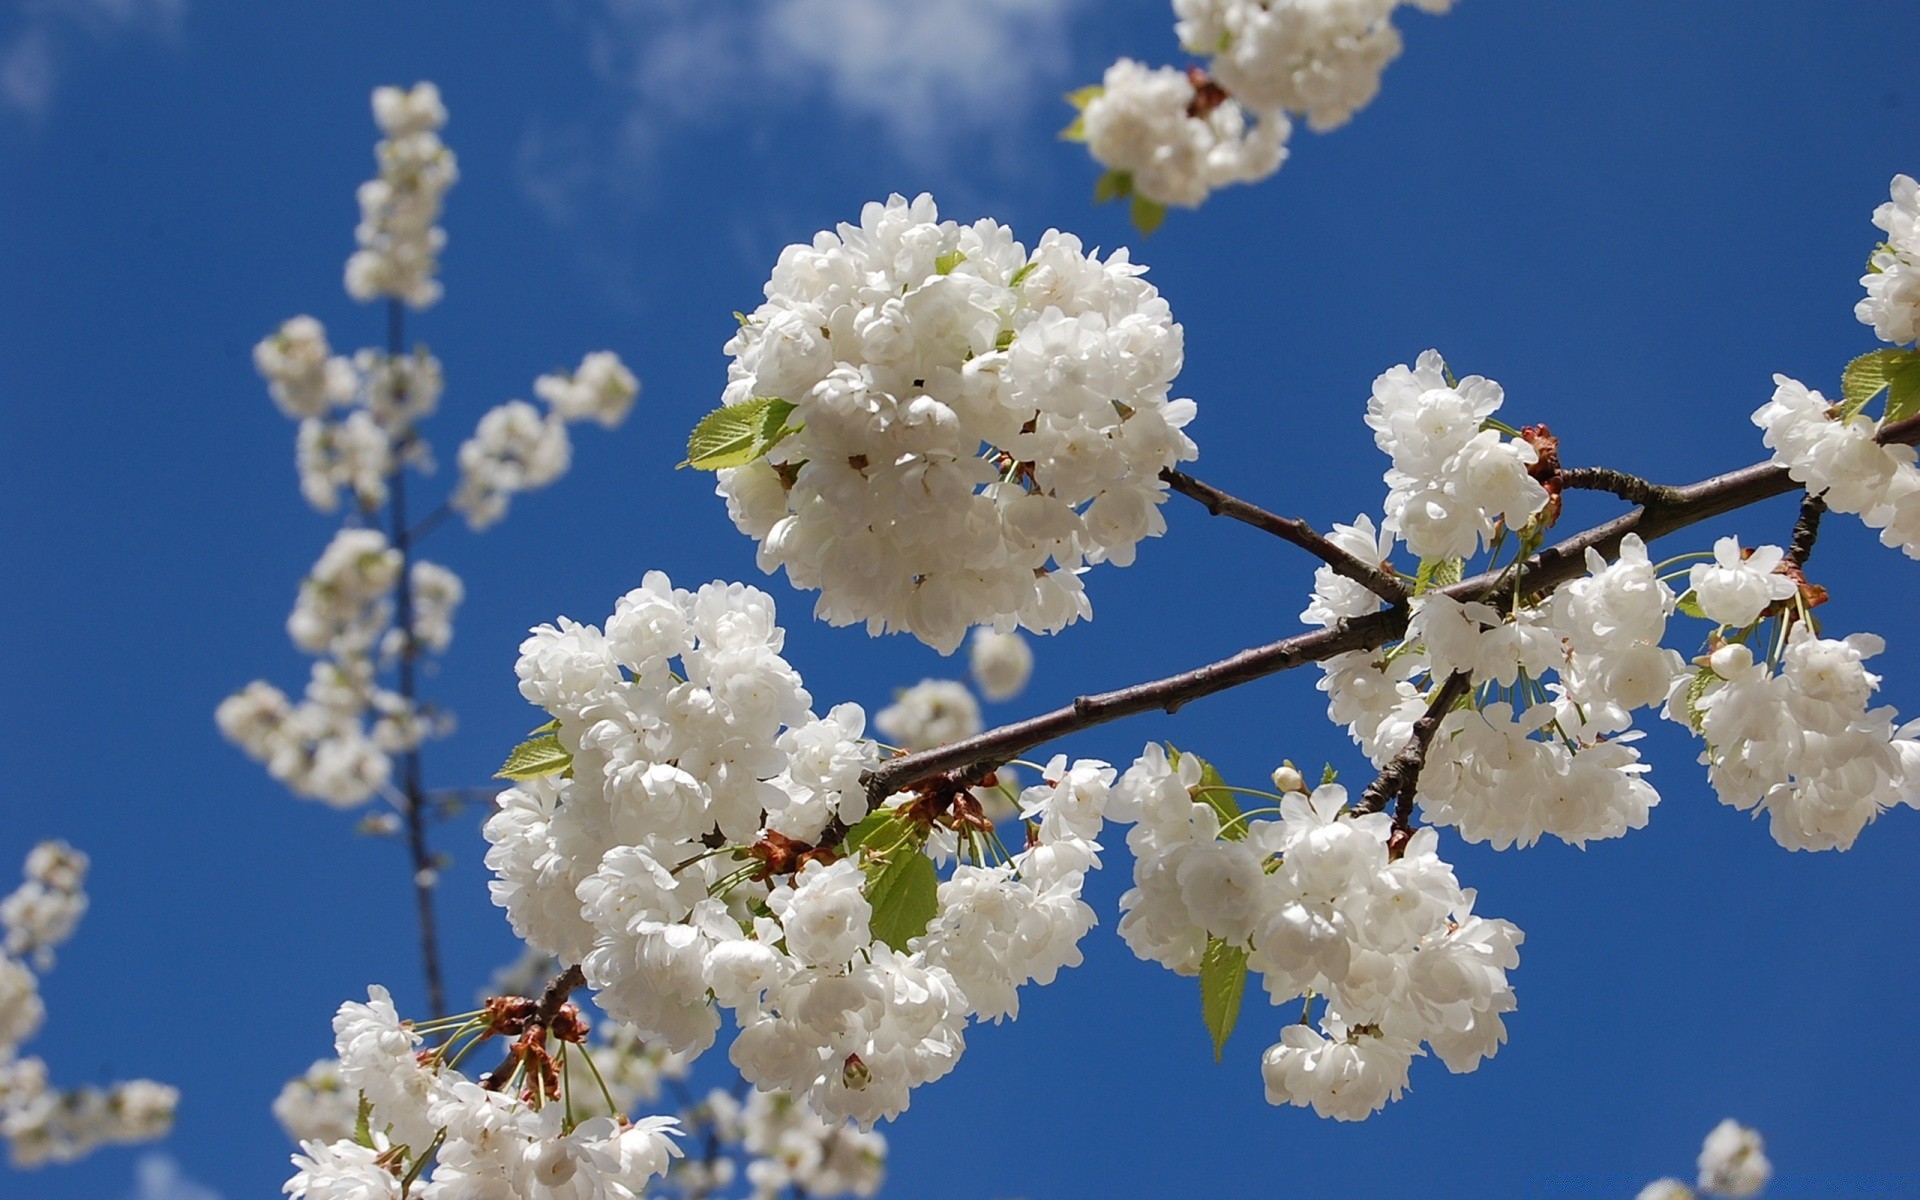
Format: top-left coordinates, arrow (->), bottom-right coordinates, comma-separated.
4,1 -> 1918,1197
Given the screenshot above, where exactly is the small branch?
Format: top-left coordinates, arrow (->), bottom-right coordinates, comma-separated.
1355,672 -> 1469,817
385,296 -> 446,1020
407,501 -> 454,544
1161,468 -> 1408,603
864,418 -> 1920,806
1555,467 -> 1681,507
480,965 -> 587,1092
1786,493 -> 1827,569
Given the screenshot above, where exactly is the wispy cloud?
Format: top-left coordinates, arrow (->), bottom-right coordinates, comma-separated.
2,0 -> 185,117
524,0 -> 1091,224
128,1153 -> 222,1200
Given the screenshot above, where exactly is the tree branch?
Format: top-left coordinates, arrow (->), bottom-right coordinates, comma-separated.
479,964 -> 587,1092
1355,672 -> 1470,818
1786,493 -> 1827,569
386,297 -> 446,1020
1555,467 -> 1681,507
863,415 -> 1920,807
1162,468 -> 1409,603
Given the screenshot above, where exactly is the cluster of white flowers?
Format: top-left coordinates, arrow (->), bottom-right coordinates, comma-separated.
968,628 -> 1033,702
1,841 -> 87,969
1675,633 -> 1920,851
1639,1119 -> 1773,1200
712,194 -> 1198,653
484,572 -> 1104,1127
345,82 -> 456,309
452,351 -> 638,530
874,679 -> 980,752
272,1059 -> 358,1146
1859,174 -> 1920,344
537,352 -> 642,429
1754,375 -> 1920,559
256,315 -> 358,420
1173,0 -> 1455,133
729,1087 -> 886,1199
0,843 -> 176,1168
285,986 -> 683,1199
254,315 -> 446,513
221,531 -> 464,807
1365,350 -> 1548,561
1079,59 -> 1289,208
1110,749 -> 1520,1120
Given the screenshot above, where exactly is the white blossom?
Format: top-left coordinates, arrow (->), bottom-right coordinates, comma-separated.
452,400 -> 573,530
1858,173 -> 1920,344
1365,350 -> 1547,561
873,679 -> 980,752
1174,0 -> 1445,132
536,351 -> 641,428
1696,1118 -> 1771,1198
1080,59 -> 1289,208
1686,537 -> 1796,628
256,316 -> 356,419
967,628 -> 1033,701
273,1059 -> 358,1145
714,193 -> 1198,652
344,82 -> 456,309
1753,374 -> 1920,560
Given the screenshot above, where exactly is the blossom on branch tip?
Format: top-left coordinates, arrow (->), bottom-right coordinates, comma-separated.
713,193 -> 1197,652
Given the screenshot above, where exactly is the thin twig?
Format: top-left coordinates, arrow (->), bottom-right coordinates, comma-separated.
480,964 -> 587,1092
1355,672 -> 1470,817
386,297 -> 447,1020
1161,468 -> 1408,603
1786,493 -> 1827,568
1555,466 -> 1682,507
863,416 -> 1920,806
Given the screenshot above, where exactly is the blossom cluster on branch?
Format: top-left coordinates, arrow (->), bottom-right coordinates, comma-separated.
0,843 -> 176,1167
704,193 -> 1196,653
1066,0 -> 1455,219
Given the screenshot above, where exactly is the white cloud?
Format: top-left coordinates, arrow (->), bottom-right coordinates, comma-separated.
128,1153 -> 222,1200
3,0 -> 185,117
576,0 -> 1089,156
0,29 -> 55,115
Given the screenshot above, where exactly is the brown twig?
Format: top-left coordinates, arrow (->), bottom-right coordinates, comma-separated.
1555,467 -> 1682,507
1161,468 -> 1409,603
1786,493 -> 1828,568
1355,672 -> 1470,820
383,298 -> 447,1020
863,415 -> 1920,807
480,964 -> 587,1092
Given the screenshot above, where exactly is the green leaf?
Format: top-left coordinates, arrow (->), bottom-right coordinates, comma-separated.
1169,746 -> 1244,839
1889,359 -> 1920,426
1130,195 -> 1167,237
1682,663 -> 1717,733
527,717 -> 560,736
353,1093 -> 375,1149
865,847 -> 939,951
1059,114 -> 1087,143
995,329 -> 1016,352
733,310 -> 752,327
841,807 -> 899,856
1093,169 -> 1133,205
495,734 -> 572,781
1320,763 -> 1339,786
1065,85 -> 1103,110
684,397 -> 799,471
934,250 -> 968,275
1199,938 -> 1249,1062
1009,262 -> 1037,288
1675,590 -> 1707,621
1413,557 -> 1465,596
